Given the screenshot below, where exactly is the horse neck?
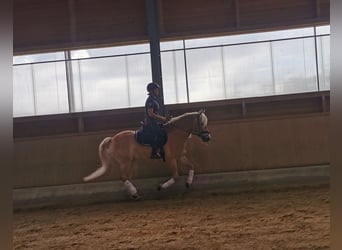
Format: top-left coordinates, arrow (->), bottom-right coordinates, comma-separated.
167,113 -> 197,133
163,113 -> 197,154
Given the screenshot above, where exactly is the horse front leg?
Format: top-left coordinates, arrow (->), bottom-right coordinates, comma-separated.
180,154 -> 195,188
158,158 -> 179,190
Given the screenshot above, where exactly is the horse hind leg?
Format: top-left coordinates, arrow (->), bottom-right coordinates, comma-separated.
185,169 -> 195,188
158,158 -> 178,190
123,179 -> 140,201
119,159 -> 141,201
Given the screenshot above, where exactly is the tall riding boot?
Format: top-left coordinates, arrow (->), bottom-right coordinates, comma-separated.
151,146 -> 161,159
159,147 -> 165,162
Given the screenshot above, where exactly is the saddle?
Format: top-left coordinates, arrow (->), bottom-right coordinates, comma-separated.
135,123 -> 168,162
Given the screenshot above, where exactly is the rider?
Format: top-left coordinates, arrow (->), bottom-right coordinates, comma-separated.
144,82 -> 169,159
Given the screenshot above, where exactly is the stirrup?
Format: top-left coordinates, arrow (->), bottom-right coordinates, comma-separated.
151,153 -> 161,159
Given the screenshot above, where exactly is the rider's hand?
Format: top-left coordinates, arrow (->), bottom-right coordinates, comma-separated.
165,114 -> 172,122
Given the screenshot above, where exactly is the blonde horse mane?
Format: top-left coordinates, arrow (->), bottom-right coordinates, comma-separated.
166,110 -> 207,128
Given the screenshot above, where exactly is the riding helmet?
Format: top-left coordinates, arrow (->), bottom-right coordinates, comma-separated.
147,82 -> 160,92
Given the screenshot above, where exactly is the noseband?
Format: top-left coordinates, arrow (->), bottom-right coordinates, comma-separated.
192,114 -> 211,141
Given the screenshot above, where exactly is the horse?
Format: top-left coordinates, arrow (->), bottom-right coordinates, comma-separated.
83,109 -> 211,200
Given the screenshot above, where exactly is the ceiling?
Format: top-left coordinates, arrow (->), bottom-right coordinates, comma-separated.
14,0 -> 329,54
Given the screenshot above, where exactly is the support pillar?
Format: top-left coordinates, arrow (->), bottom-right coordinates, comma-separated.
146,0 -> 165,112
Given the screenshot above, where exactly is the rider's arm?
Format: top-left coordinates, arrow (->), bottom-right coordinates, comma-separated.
147,108 -> 168,123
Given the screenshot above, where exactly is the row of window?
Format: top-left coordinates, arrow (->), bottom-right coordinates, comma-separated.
13,26 -> 330,117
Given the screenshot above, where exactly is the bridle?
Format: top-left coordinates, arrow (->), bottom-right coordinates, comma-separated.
191,113 -> 211,141
165,112 -> 211,142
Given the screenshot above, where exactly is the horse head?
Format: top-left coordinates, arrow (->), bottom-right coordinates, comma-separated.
193,109 -> 211,142
166,109 -> 211,142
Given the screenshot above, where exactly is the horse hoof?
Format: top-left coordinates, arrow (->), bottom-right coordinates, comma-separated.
185,182 -> 191,188
131,194 -> 141,201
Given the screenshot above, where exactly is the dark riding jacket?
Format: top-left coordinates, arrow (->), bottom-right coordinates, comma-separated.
144,94 -> 165,147
144,94 -> 162,127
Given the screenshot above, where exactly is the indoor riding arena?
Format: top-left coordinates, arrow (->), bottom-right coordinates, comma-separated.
13,0 -> 330,249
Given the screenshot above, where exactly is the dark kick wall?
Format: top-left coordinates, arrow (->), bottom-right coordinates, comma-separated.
13,92 -> 329,188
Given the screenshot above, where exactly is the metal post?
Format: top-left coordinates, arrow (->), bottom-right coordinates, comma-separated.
125,56 -> 131,107
269,41 -> 276,94
67,0 -> 77,112
314,26 -> 320,92
65,51 -> 75,112
183,40 -> 190,103
221,45 -> 227,99
146,0 -> 165,112
30,64 -> 37,115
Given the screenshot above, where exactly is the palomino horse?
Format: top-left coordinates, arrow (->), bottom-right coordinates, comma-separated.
83,109 -> 211,200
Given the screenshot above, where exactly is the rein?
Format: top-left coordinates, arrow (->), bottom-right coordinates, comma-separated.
165,113 -> 210,138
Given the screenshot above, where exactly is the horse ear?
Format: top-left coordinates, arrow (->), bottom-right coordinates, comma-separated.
199,108 -> 205,114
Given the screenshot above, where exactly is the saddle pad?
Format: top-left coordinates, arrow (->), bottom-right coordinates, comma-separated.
135,128 -> 152,146
135,127 -> 168,146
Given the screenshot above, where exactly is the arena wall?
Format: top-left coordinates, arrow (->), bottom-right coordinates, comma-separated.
13,92 -> 329,188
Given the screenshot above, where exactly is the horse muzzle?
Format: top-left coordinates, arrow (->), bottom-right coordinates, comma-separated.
198,131 -> 211,142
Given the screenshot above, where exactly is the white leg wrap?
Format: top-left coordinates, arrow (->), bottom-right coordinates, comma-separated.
187,169 -> 194,184
124,180 -> 137,196
161,178 -> 175,189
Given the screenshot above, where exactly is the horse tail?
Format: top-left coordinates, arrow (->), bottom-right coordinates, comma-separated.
83,137 -> 112,182
99,137 -> 112,164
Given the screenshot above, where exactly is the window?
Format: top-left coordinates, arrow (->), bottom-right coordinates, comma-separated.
13,62 -> 68,117
161,50 -> 188,104
13,26 -> 330,117
71,54 -> 152,112
316,36 -> 330,90
271,38 -> 317,94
